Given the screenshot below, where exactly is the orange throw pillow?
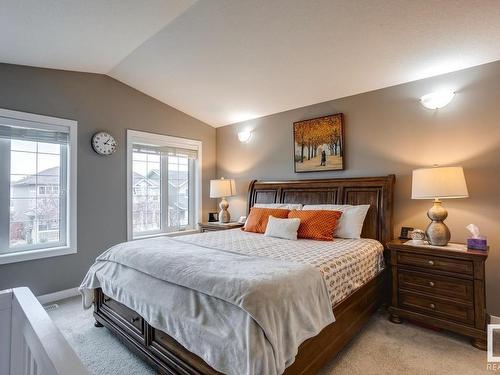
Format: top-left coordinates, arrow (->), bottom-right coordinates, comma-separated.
244,207 -> 290,233
288,210 -> 342,241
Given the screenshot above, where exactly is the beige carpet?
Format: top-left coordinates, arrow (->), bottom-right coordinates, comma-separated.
48,297 -> 490,374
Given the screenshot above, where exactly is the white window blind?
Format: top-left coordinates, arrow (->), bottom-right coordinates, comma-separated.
131,144 -> 198,159
0,118 -> 70,144
0,109 -> 77,264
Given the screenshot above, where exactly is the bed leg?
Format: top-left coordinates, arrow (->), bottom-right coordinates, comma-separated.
389,313 -> 403,324
94,320 -> 104,328
471,337 -> 487,351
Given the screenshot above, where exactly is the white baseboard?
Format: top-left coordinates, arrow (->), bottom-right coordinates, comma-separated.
37,287 -> 79,305
491,315 -> 500,324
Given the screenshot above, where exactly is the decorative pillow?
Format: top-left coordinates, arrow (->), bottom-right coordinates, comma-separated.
288,210 -> 342,241
254,203 -> 303,210
302,204 -> 370,239
243,207 -> 290,233
264,216 -> 301,240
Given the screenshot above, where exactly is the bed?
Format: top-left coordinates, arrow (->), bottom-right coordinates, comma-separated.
82,175 -> 394,375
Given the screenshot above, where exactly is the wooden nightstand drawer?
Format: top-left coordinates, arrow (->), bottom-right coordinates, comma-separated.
399,290 -> 474,325
398,252 -> 473,276
399,269 -> 473,301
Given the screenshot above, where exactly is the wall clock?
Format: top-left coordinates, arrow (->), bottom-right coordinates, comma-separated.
92,132 -> 117,155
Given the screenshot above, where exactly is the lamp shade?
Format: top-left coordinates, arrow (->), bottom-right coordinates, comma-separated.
210,178 -> 236,198
412,166 -> 468,199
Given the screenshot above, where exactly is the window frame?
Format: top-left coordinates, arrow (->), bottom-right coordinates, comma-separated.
0,108 -> 77,265
126,130 -> 202,240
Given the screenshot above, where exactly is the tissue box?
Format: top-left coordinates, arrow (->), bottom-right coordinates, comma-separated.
467,236 -> 487,251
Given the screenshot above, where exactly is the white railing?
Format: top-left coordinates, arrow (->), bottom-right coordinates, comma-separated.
0,287 -> 88,375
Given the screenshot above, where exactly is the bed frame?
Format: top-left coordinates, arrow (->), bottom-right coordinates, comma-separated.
93,175 -> 395,375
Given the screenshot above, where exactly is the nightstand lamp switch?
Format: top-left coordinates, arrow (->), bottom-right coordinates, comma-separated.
411,166 -> 468,246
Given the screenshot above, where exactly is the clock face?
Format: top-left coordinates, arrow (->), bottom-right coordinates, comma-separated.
92,132 -> 117,155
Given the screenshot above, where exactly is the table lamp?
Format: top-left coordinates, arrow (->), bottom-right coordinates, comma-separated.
210,177 -> 236,223
411,166 -> 468,246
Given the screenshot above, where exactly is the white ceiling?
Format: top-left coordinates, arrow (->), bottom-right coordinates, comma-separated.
2,1 -> 500,127
0,0 -> 195,73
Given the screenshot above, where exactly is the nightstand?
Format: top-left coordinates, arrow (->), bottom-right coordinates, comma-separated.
387,239 -> 488,350
198,222 -> 244,233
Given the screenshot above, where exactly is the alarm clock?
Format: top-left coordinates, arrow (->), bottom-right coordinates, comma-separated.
92,132 -> 117,155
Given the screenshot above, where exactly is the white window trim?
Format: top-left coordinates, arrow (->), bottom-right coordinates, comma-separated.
126,129 -> 202,241
0,108 -> 77,265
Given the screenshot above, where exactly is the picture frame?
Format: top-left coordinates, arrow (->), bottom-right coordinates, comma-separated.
399,226 -> 414,240
293,113 -> 344,173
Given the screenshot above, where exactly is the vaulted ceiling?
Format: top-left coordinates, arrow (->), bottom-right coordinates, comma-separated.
2,0 -> 500,127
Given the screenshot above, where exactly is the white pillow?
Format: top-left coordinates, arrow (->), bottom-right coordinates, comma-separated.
264,216 -> 301,240
302,204 -> 370,239
254,203 -> 303,210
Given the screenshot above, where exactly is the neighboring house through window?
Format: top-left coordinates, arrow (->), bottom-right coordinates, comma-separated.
0,109 -> 77,264
38,185 -> 59,196
127,130 -> 201,239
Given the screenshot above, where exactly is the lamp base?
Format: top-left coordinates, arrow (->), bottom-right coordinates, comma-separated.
218,197 -> 230,223
425,199 -> 451,246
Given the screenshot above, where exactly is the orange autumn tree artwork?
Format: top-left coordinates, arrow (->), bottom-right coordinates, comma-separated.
293,113 -> 344,172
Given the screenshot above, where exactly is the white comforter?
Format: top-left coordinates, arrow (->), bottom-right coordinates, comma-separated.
80,230 -> 384,375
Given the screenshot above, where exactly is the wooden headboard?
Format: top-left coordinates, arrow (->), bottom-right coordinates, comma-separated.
247,175 -> 395,245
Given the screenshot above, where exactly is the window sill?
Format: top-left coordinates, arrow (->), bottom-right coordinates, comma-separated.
0,246 -> 77,265
132,229 -> 199,241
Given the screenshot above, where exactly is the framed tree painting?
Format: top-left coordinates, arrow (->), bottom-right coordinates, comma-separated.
293,113 -> 344,172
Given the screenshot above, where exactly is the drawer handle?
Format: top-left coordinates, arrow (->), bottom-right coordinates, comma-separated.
103,297 -> 111,302
130,316 -> 140,323
430,303 -> 436,309
428,260 -> 434,266
429,281 -> 435,287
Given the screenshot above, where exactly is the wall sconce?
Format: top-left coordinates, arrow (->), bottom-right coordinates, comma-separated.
420,90 -> 455,109
237,130 -> 252,143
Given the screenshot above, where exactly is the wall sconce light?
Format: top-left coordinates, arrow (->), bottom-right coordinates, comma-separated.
237,130 -> 252,143
420,90 -> 455,109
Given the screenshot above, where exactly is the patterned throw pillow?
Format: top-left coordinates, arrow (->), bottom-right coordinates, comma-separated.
243,207 -> 290,233
288,210 -> 342,241
302,204 -> 370,239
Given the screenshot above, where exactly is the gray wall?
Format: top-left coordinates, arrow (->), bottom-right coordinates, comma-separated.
217,61 -> 500,315
0,63 -> 216,296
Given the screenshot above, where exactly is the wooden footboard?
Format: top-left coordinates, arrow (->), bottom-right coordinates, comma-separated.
93,269 -> 388,375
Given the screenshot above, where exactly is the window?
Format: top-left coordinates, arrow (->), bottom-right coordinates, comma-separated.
127,130 -> 201,239
0,109 -> 77,264
132,151 -> 161,233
